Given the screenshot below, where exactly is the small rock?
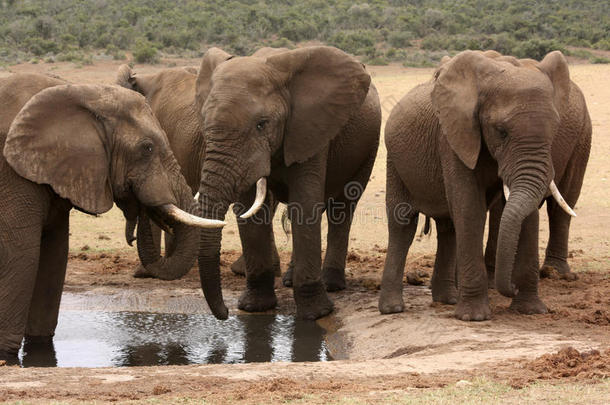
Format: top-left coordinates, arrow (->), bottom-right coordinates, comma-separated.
0,360 -> 6,366
81,245 -> 90,251
152,385 -> 171,395
98,234 -> 110,240
406,271 -> 424,286
455,380 -> 472,388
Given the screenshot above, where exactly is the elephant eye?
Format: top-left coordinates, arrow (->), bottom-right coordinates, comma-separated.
256,119 -> 268,132
140,141 -> 154,156
498,128 -> 508,139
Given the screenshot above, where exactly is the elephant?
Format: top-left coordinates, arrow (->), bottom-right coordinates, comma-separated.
379,50 -> 591,321
115,46 -> 289,279
0,73 -> 224,360
192,46 -> 381,320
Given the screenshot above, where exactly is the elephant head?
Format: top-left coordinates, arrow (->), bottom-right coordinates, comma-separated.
431,50 -> 575,297
117,64 -> 211,279
192,46 -> 370,319
3,83 -> 224,255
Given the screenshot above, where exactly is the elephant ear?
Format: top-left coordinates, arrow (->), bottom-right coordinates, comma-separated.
4,84 -> 119,214
194,47 -> 233,114
431,51 -> 500,170
266,46 -> 371,166
537,51 -> 571,112
115,64 -> 159,98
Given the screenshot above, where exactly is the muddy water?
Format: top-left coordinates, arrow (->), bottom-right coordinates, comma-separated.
19,311 -> 330,367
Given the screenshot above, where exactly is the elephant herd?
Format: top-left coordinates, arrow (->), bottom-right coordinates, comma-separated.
0,46 -> 591,359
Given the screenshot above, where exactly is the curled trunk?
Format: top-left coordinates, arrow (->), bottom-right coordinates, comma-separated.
125,218 -> 137,246
134,173 -> 199,280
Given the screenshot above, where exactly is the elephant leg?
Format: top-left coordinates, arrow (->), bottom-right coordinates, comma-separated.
322,149 -> 376,292
444,165 -> 490,321
484,195 -> 503,288
282,250 -> 296,287
0,231 -> 41,358
236,192 -> 277,313
431,218 -> 458,304
232,201 -> 281,277
25,209 -> 69,340
509,210 -> 547,314
288,158 -> 333,321
379,161 -> 418,314
542,154 -> 586,279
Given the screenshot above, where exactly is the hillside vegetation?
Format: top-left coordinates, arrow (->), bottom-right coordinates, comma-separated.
0,0 -> 608,66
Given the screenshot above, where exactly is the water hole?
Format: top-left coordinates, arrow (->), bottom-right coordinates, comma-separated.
18,311 -> 331,367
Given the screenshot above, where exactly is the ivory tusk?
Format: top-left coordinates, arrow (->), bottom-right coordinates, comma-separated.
503,184 -> 510,201
240,178 -> 267,219
157,204 -> 226,228
194,191 -> 200,201
549,180 -> 577,217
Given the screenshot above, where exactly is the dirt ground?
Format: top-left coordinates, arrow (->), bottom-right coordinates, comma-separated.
0,58 -> 609,403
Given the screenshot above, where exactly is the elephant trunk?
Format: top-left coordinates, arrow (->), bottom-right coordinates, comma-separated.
196,162 -> 236,320
135,171 -> 200,280
125,218 -> 137,246
197,198 -> 229,320
495,158 -> 551,297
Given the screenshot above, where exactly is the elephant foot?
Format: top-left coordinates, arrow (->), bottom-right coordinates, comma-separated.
431,281 -> 458,305
282,266 -> 294,287
540,257 -> 577,281
238,273 -> 277,312
133,264 -> 153,278
509,294 -> 548,315
230,255 -> 246,276
232,254 -> 282,277
0,350 -> 19,365
294,282 -> 334,321
454,294 -> 491,321
378,289 -> 404,314
322,267 -> 346,292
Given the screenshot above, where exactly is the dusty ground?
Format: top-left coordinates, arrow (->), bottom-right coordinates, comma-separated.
0,58 -> 609,403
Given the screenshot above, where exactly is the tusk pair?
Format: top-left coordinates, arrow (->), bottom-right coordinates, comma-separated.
240,178 -> 267,219
502,181 -> 576,217
157,204 -> 226,228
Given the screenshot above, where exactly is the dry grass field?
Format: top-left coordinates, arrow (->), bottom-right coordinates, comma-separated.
0,59 -> 608,404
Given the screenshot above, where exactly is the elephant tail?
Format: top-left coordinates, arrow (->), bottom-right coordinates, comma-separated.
116,64 -> 136,90
421,215 -> 431,236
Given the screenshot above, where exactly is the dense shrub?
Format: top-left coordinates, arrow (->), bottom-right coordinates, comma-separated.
0,0 -> 606,63
133,40 -> 159,64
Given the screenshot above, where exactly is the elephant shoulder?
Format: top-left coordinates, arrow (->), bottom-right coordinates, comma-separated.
0,73 -> 64,134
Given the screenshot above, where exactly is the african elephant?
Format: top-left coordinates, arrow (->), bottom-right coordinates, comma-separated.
0,74 -> 224,360
193,46 -> 381,320
379,50 -> 591,321
116,47 -> 288,279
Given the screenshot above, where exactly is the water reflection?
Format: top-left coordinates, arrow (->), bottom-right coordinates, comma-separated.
18,311 -> 330,367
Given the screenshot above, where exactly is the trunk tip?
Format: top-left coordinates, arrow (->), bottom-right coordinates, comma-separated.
496,280 -> 519,298
212,305 -> 229,320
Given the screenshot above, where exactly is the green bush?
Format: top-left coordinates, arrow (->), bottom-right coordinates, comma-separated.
388,31 -> 413,48
590,56 -> 610,64
133,41 -> 159,64
0,0 -> 607,64
513,39 -> 565,60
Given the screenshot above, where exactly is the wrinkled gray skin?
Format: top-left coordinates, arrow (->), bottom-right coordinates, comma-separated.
195,46 -> 381,320
117,48 -> 288,279
0,74 -> 205,359
379,50 -> 591,321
